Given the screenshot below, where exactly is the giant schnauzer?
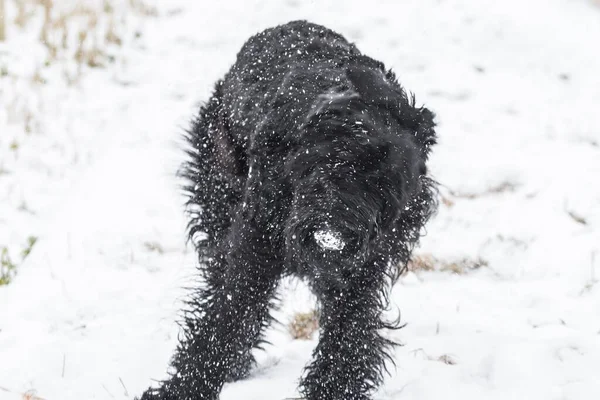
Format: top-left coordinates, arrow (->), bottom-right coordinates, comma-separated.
140,20 -> 437,400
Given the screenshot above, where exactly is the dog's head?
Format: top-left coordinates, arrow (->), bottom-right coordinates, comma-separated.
284,64 -> 436,289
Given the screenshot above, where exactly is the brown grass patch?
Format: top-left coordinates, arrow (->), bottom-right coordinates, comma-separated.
289,310 -> 319,340
448,181 -> 519,200
406,254 -> 437,272
407,254 -> 488,275
437,354 -> 457,365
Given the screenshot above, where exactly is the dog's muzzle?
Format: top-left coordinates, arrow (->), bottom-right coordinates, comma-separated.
285,209 -> 372,285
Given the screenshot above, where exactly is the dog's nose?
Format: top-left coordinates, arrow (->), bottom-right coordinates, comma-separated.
313,229 -> 346,251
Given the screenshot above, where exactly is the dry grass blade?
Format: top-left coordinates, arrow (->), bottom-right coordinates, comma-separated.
567,210 -> 587,226
22,390 -> 46,400
0,0 -> 5,41
437,354 -> 457,365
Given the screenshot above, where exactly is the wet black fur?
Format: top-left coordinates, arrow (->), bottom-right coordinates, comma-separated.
140,20 -> 438,400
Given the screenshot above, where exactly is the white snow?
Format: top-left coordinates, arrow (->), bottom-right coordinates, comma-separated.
1,0 -> 599,399
314,229 -> 345,251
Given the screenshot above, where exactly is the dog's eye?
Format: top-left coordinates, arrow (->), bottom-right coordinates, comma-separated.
357,136 -> 371,145
423,137 -> 436,148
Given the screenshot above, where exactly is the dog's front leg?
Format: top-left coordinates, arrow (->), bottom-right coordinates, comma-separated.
299,265 -> 393,400
139,213 -> 282,400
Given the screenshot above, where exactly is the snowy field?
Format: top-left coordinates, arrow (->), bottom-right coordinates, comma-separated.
1,0 -> 599,399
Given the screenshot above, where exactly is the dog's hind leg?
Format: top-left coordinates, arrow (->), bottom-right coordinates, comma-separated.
299,260 -> 394,400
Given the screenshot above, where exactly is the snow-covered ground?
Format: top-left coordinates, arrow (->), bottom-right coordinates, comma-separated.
1,0 -> 599,399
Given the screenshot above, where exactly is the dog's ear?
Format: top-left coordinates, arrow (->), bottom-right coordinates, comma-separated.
207,98 -> 246,177
347,65 -> 436,152
411,106 -> 437,151
346,65 -> 399,109
214,122 -> 244,176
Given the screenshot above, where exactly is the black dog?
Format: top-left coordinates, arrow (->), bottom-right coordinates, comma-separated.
140,20 -> 437,400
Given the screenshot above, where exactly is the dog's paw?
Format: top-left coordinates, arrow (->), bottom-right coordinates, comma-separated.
137,388 -> 171,400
